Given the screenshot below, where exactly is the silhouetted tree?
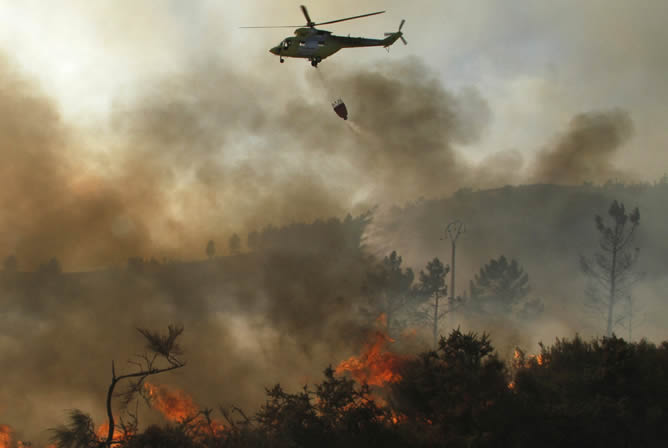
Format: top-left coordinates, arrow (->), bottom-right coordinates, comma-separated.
509,335 -> 668,447
205,240 -> 216,260
391,328 -> 509,446
50,325 -> 186,448
468,255 -> 530,316
415,258 -> 451,348
50,410 -> 99,448
3,254 -> 17,272
228,233 -> 241,255
255,367 -> 390,448
581,200 -> 640,336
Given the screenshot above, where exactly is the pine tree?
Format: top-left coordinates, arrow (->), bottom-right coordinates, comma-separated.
581,200 -> 640,336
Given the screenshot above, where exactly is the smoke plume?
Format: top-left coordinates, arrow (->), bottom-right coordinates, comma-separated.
531,109 -> 634,184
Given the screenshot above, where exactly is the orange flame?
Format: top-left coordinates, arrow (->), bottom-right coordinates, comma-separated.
95,422 -> 127,445
144,383 -> 224,435
144,382 -> 199,422
335,331 -> 407,387
513,348 -> 546,367
390,411 -> 407,425
0,425 -> 12,448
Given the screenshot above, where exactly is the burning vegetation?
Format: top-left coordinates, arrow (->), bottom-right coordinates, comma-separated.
334,331 -> 407,387
2,191 -> 668,447
2,326 -> 653,448
144,382 -> 225,436
0,425 -> 11,448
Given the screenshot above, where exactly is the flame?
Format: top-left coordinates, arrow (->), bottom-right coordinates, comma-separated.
384,410 -> 407,425
144,383 -> 224,435
507,381 -> 516,390
95,422 -> 127,445
335,331 -> 407,387
512,348 -> 546,367
390,411 -> 407,425
0,425 -> 12,448
144,382 -> 200,422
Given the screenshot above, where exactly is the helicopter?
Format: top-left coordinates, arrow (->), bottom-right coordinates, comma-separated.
242,5 -> 406,67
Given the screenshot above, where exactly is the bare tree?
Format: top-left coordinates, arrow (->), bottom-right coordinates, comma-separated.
51,325 -> 186,448
104,325 -> 186,446
581,200 -> 640,337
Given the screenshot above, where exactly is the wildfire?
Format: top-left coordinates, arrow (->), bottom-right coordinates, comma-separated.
390,411 -> 407,425
512,348 -> 546,368
0,425 -> 12,448
95,422 -> 127,445
335,331 -> 407,387
144,382 -> 199,422
143,382 -> 224,435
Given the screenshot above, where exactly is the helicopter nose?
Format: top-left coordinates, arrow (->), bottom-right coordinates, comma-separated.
269,47 -> 279,55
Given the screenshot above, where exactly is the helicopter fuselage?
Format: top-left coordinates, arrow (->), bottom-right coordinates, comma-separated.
269,27 -> 401,66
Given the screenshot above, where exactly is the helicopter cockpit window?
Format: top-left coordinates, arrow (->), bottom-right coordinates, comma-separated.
282,40 -> 290,50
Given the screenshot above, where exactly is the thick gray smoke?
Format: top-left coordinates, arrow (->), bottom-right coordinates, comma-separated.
532,109 -> 634,184
0,51 -> 499,270
0,46 -> 647,446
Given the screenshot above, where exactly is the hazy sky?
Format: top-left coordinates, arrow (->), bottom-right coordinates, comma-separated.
0,0 -> 667,268
1,1 -> 666,165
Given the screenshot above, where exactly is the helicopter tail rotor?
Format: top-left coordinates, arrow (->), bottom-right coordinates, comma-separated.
384,20 -> 407,46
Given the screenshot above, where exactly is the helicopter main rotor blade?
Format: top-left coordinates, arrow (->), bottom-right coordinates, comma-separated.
399,19 -> 405,31
301,5 -> 314,27
314,10 -> 385,27
241,7 -> 385,29
240,25 -> 304,28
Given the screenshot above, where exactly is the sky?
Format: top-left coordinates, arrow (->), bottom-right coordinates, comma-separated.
0,0 -> 666,268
